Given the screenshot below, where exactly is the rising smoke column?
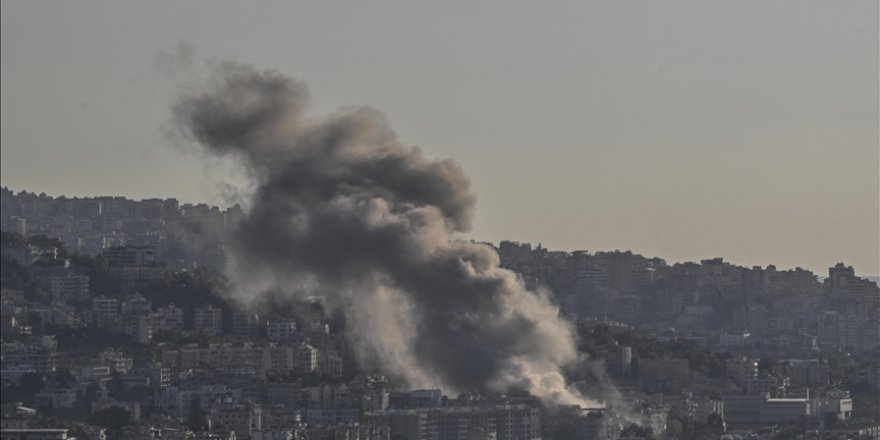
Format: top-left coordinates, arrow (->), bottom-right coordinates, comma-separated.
174,62 -> 595,407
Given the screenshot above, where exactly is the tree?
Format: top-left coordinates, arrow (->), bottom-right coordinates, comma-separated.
91,406 -> 131,440
774,426 -> 799,440
0,231 -> 27,247
75,383 -> 98,415
706,413 -> 724,432
621,423 -> 655,440
824,412 -> 838,429
28,288 -> 50,305
0,255 -> 28,289
67,425 -> 91,440
69,254 -> 114,297
2,373 -> 46,405
187,395 -> 207,431
107,371 -> 125,399
50,369 -> 77,388
666,419 -> 683,438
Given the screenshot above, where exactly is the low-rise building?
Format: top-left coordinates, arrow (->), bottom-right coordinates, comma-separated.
759,398 -> 811,423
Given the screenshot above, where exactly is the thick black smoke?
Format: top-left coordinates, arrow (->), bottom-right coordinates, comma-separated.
174,62 -> 594,406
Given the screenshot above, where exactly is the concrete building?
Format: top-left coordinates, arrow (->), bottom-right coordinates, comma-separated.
34,388 -> 77,409
759,398 -> 811,423
233,312 -> 261,337
150,364 -> 171,389
544,407 -> 610,440
194,304 -> 223,336
210,403 -> 263,438
300,425 -> 388,440
294,344 -> 317,373
815,390 -> 853,421
318,350 -> 343,378
266,345 -> 294,376
98,348 -> 133,373
108,265 -> 166,290
302,407 -> 360,425
746,374 -> 789,397
613,345 -> 632,377
655,393 -> 723,423
80,365 -> 111,382
825,423 -> 880,438
126,312 -> 152,344
827,263 -> 857,295
725,357 -> 758,389
0,337 -> 58,377
817,311 -> 846,352
784,360 -> 830,387
365,404 -> 541,440
90,296 -> 119,327
0,244 -> 42,267
103,245 -> 165,289
103,245 -> 155,266
389,390 -> 443,409
154,385 -> 240,418
4,216 -> 27,235
722,395 -> 765,426
27,302 -> 79,327
0,429 -> 71,440
126,294 -> 152,314
266,320 -> 297,341
46,273 -> 89,302
719,332 -> 750,347
724,395 -> 811,425
154,303 -> 184,332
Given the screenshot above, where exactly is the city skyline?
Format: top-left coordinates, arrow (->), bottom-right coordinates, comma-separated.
2,2 -> 879,435
1,184 -> 877,280
2,1 -> 878,277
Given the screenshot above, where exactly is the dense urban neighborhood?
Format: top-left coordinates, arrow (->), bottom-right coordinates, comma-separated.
1,187 -> 878,440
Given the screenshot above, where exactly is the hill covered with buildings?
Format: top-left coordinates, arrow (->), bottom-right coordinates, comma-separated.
1,187 -> 878,440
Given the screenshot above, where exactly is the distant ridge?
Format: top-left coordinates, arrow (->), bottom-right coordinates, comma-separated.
3,185 -> 877,279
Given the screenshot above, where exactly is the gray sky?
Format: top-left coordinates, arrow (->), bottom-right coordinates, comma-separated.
2,1 -> 878,275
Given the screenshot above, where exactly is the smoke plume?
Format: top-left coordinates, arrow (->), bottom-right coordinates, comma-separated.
173,62 -> 595,407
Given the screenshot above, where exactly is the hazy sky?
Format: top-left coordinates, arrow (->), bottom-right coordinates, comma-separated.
1,1 -> 877,275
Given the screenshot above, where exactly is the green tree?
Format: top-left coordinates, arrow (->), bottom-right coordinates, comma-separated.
824,412 -> 838,429
107,371 -> 125,399
75,383 -> 98,415
2,373 -> 46,405
49,369 -> 76,388
187,395 -> 207,431
91,406 -> 131,440
706,413 -> 724,432
666,419 -> 683,438
69,254 -> 114,297
621,423 -> 655,440
0,255 -> 29,289
66,424 -> 90,440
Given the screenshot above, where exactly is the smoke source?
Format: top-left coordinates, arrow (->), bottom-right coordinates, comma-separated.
173,62 -> 596,407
